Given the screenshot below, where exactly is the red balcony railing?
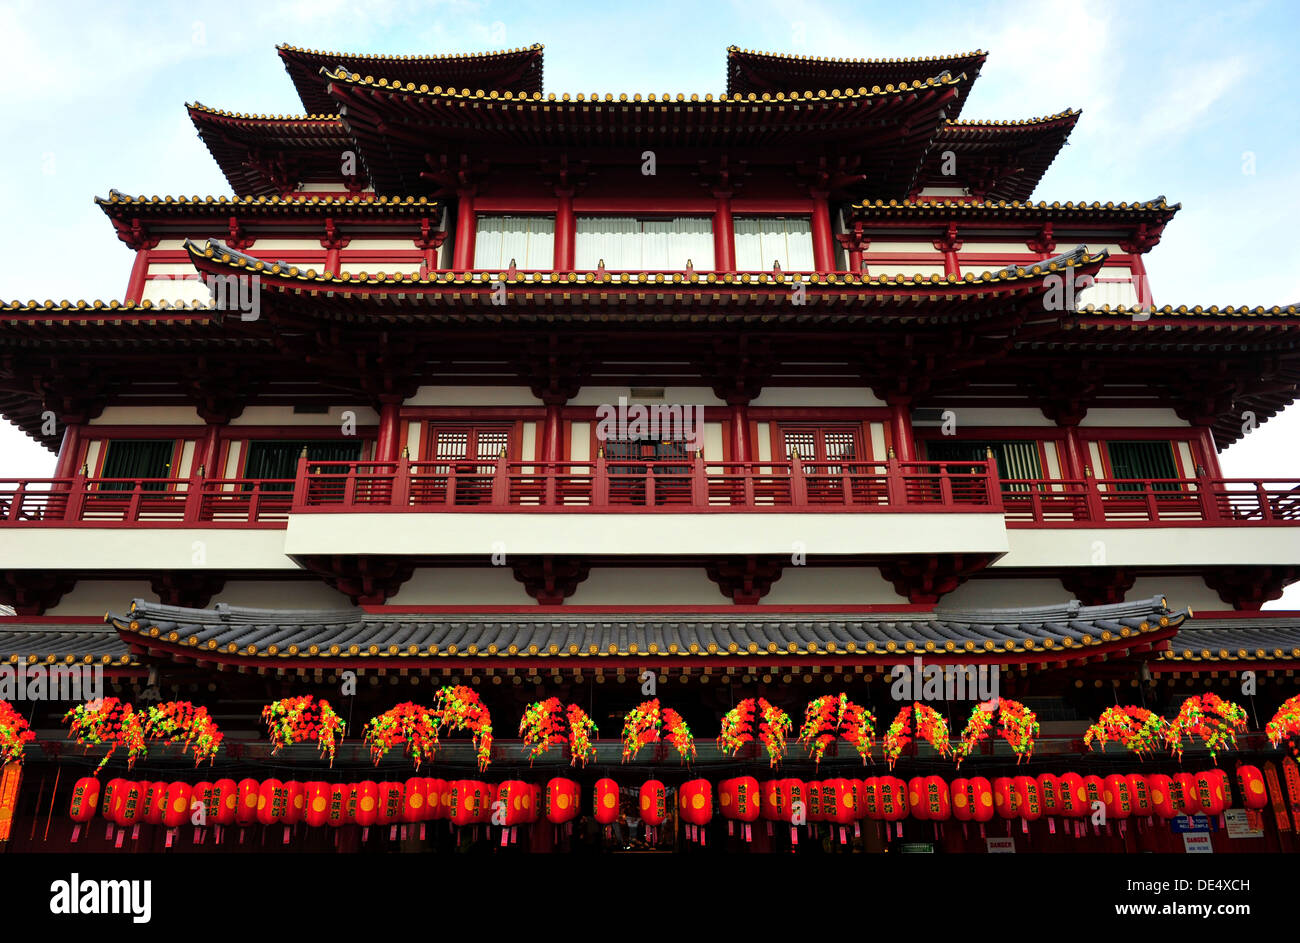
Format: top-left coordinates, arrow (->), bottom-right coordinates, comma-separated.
1,461 -> 1296,527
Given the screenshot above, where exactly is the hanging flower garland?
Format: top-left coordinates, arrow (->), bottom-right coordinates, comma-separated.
519,698 -> 598,766
1164,693 -> 1248,763
362,702 -> 441,769
0,700 -> 35,766
142,701 -> 223,766
1267,694 -> 1300,748
884,703 -> 951,768
63,697 -> 148,772
435,685 -> 493,772
621,699 -> 696,763
1083,705 -> 1167,756
718,698 -> 792,766
797,693 -> 877,767
260,695 -> 345,767
954,698 -> 1039,767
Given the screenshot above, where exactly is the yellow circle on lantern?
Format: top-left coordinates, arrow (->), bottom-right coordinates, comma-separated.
410,793 -> 424,809
1076,788 -> 1086,802
909,791 -> 920,805
361,797 -> 375,812
1152,790 -> 1165,803
172,797 -> 186,813
522,794 -> 531,809
245,793 -> 257,808
294,794 -> 304,809
602,793 -> 615,809
312,797 -> 327,813
258,795 -> 267,810
1104,790 -> 1113,802
768,792 -> 778,806
954,794 -> 967,808
692,795 -> 705,810
980,793 -> 993,808
721,792 -> 731,807
995,793 -> 1005,807
1250,781 -> 1265,795
226,795 -> 236,810
557,794 -> 570,810
641,795 -> 650,811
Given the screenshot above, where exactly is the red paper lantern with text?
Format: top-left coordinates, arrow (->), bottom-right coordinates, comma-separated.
401,777 -> 426,824
760,780 -> 781,820
327,784 -> 350,827
449,780 -> 486,827
908,776 -> 930,821
425,778 -> 446,821
1037,773 -> 1061,817
922,775 -> 951,821
163,782 -> 192,828
497,780 -> 531,827
484,783 -> 498,821
823,778 -> 856,825
1148,774 -> 1176,819
592,778 -> 619,825
950,777 -> 972,823
640,780 -> 668,826
967,777 -> 995,823
1236,765 -> 1268,810
680,779 -> 712,827
1127,774 -> 1152,816
211,779 -> 236,827
1013,776 -> 1041,821
857,778 -> 880,820
284,781 -> 305,827
787,779 -> 807,821
993,777 -> 1018,819
144,781 -> 169,827
1082,775 -> 1105,811
235,778 -> 259,826
1197,770 -> 1228,816
1172,772 -> 1200,815
804,779 -> 823,822
545,777 -> 581,825
878,776 -> 908,822
1103,774 -> 1131,820
256,778 -> 288,826
378,782 -> 405,825
69,777 -> 100,822
111,781 -> 144,827
193,781 -> 217,826
304,782 -> 330,828
102,779 -> 127,823
1058,773 -> 1086,818
354,781 -> 380,827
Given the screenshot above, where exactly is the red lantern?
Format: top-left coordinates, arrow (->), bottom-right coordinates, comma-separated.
327,784 -> 350,827
546,777 -> 581,825
1012,776 -> 1040,821
1103,774 -> 1131,820
858,777 -> 881,820
803,780 -> 823,822
734,776 -> 760,822
284,781 -> 305,827
923,775 -> 951,822
111,782 -> 144,827
968,777 -> 994,823
879,777 -> 908,821
425,778 -> 447,821
1037,773 -> 1061,817
993,777 -> 1017,819
950,777 -> 972,822
679,779 -> 712,827
163,782 -> 192,828
497,780 -> 531,827
402,777 -> 426,824
102,778 -> 127,823
144,781 -> 169,827
1172,772 -> 1200,815
192,781 -> 217,826
1236,765 -> 1268,810
378,782 -> 405,825
640,780 -> 668,827
1127,774 -> 1152,816
256,778 -> 288,826
69,777 -> 100,822
1060,773 -> 1089,819
1197,771 -> 1228,817
787,779 -> 807,822
823,778 -> 856,825
449,780 -> 485,827
206,779 -> 232,827
352,781 -> 379,827
304,782 -> 330,828
908,776 -> 930,821
1082,775 -> 1105,812
592,778 -> 619,826
235,778 -> 259,826
1148,774 -> 1176,819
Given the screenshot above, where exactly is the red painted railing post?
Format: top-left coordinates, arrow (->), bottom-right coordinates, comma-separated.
491,452 -> 508,506
292,454 -> 310,510
543,461 -> 558,507
7,482 -> 25,521
1084,470 -> 1105,522
790,451 -> 808,507
392,456 -> 410,509
1142,481 -> 1159,522
886,455 -> 905,508
66,469 -> 87,521
1256,480 -> 1272,523
247,481 -> 261,523
593,450 -> 608,507
342,463 -> 358,508
125,481 -> 144,523
1198,469 -> 1221,522
183,465 -> 203,524
937,462 -> 954,507
986,461 -> 1004,511
691,451 -> 708,507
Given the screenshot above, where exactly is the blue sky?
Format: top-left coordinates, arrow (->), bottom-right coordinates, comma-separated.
0,0 -> 1297,600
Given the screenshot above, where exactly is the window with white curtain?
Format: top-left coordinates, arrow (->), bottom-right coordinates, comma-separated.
473,215 -> 556,270
574,216 -> 714,270
733,216 -> 815,271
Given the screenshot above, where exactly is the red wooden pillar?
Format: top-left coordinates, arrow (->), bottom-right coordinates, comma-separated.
321,218 -> 349,276
713,190 -> 735,272
376,400 -> 402,462
728,402 -> 751,462
199,424 -> 222,476
540,400 -> 563,463
53,423 -> 83,478
125,248 -> 151,304
1126,251 -> 1153,308
1060,424 -> 1088,480
888,397 -> 916,462
934,224 -> 962,278
554,188 -> 575,271
452,187 -> 477,270
810,190 -> 834,273
837,225 -> 869,273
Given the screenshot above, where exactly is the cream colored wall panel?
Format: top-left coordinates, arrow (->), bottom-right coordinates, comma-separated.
569,422 -> 591,461
869,422 -> 887,460
345,238 -> 421,250
569,386 -> 724,407
998,527 -> 1300,568
141,279 -> 210,305
1127,577 -> 1223,612
960,242 -> 1038,255
865,241 -> 935,253
521,421 -> 537,462
47,581 -> 158,617
223,440 -> 242,478
568,568 -> 723,605
754,423 -> 772,462
211,581 -> 352,609
1043,442 -> 1063,480
913,408 -> 1052,428
0,530 -> 296,571
1176,442 -> 1196,476
179,440 -> 197,475
84,440 -> 102,472
230,406 -> 379,426
93,406 -> 202,425
390,567 -> 534,605
246,238 -> 328,252
405,421 -> 421,459
762,567 -> 907,605
1080,409 -> 1187,428
940,579 -> 1073,610
868,264 -> 947,278
148,263 -> 206,276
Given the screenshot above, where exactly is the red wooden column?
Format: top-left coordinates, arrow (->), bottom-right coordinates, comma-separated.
712,190 -> 735,272
728,401 -> 751,462
452,187 -> 477,270
1059,423 -> 1088,480
320,218 -> 349,276
199,423 -> 222,476
540,398 -> 564,463
837,223 -> 869,273
125,248 -> 151,304
810,189 -> 835,273
1120,225 -> 1161,309
888,396 -> 916,461
376,399 -> 402,462
53,423 -> 83,478
554,188 -> 576,270
934,223 -> 962,278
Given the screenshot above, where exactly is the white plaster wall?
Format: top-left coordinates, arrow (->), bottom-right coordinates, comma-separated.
521,422 -> 537,462
1127,577 -> 1224,613
869,264 -> 947,278
912,407 -> 1052,428
210,580 -> 352,609
569,422 -> 590,461
0,530 -> 296,571
1080,409 -> 1188,428
703,422 -> 724,461
755,423 -> 772,461
960,242 -> 1037,255
869,422 -> 887,459
866,241 -> 935,253
230,406 -> 379,426
997,527 -> 1300,568
92,406 -> 202,425
391,567 -> 534,605
567,568 -> 724,605
405,422 -> 422,459
46,581 -> 157,617
245,238 -> 326,252
939,578 -> 1073,610
762,566 -> 907,605
140,279 -> 210,305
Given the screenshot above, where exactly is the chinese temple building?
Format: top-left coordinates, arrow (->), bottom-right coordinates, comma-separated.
1,43 -> 1299,855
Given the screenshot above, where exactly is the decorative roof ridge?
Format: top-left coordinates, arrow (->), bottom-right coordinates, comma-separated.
848,196 -> 1179,212
319,65 -> 968,102
277,41 -> 543,60
96,190 -> 436,208
1079,303 -> 1299,317
187,236 -> 1106,288
1,299 -> 217,313
946,108 -> 1080,128
725,45 -> 988,65
187,102 -> 341,122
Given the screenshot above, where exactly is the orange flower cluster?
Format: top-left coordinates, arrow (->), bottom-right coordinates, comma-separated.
261,695 -> 345,767
63,697 -> 148,772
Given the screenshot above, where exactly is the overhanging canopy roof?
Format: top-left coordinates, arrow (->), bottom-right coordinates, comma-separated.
919,111 -> 1081,201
